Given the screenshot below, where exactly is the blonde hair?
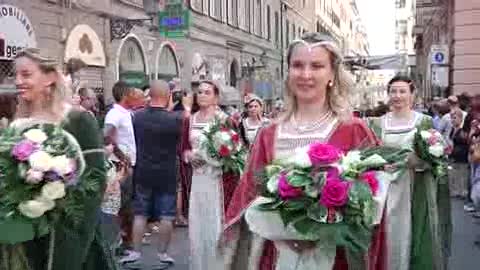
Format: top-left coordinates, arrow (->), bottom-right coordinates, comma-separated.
15,48 -> 67,123
282,33 -> 353,122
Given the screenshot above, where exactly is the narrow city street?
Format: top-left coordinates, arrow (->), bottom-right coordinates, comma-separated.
124,199 -> 480,270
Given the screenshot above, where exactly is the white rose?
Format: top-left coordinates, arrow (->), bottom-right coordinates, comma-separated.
213,132 -> 229,149
289,146 -> 312,168
28,151 -> 53,172
18,199 -> 54,218
220,131 -> 231,142
40,181 -> 66,200
51,155 -> 73,175
34,197 -> 55,211
420,130 -> 432,140
340,150 -> 362,172
428,144 -> 444,158
23,129 -> 48,144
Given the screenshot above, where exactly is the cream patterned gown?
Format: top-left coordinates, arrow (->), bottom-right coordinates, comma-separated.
188,113 -> 225,270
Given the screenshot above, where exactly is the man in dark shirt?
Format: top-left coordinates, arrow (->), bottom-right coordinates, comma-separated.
120,80 -> 182,266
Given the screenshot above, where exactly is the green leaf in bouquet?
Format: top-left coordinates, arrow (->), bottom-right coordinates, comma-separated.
279,208 -> 305,226
283,198 -> 309,210
287,171 -> 311,187
358,154 -> 388,168
17,163 -> 28,179
345,182 -> 375,226
307,203 -> 328,223
265,165 -> 283,176
0,219 -> 35,244
304,184 -> 319,198
266,175 -> 280,194
311,171 -> 326,185
335,223 -> 372,254
36,216 -> 51,237
292,218 -> 337,241
360,146 -> 410,163
348,181 -> 372,202
256,200 -> 283,211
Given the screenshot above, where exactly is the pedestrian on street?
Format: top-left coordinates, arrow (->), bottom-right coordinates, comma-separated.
78,87 -> 99,117
104,81 -> 137,252
120,80 -> 184,267
449,109 -> 470,198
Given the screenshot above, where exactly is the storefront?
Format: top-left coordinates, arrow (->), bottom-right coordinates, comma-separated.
117,34 -> 148,89
0,4 -> 37,91
64,24 -> 106,94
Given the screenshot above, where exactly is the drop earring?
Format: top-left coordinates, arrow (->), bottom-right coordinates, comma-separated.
328,80 -> 334,88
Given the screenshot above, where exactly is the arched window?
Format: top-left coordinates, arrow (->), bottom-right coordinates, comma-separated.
157,45 -> 179,81
119,37 -> 147,88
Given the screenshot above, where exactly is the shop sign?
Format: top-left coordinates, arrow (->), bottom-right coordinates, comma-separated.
158,0 -> 190,38
0,5 -> 37,60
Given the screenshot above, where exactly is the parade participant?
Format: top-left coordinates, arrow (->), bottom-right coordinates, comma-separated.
222,33 -> 384,270
181,80 -> 239,269
239,95 -> 271,148
368,75 -> 451,270
3,48 -> 111,269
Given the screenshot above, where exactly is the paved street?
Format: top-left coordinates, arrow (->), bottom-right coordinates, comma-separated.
123,199 -> 480,270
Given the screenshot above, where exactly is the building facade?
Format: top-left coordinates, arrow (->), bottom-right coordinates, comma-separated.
0,0 -> 180,105
394,0 -> 416,75
182,0 -> 283,108
0,0 -> 284,108
0,0 -> 373,109
414,0 -> 480,100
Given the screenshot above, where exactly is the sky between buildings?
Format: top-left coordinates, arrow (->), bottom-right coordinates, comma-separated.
357,0 -> 396,56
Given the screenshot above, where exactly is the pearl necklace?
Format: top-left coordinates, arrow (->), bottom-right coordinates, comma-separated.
291,111 -> 333,133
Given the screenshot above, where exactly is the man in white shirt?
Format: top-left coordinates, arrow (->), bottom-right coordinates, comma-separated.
104,81 -> 137,166
104,81 -> 137,252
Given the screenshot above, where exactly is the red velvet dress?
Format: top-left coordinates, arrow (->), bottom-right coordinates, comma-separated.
223,118 -> 387,270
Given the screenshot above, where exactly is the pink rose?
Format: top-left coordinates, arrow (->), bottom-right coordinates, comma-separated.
427,136 -> 438,146
307,143 -> 342,166
12,140 -> 37,161
361,171 -> 379,196
320,178 -> 349,208
25,169 -> 44,184
278,174 -> 303,200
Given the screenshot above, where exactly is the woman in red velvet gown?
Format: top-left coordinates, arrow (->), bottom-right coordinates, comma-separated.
222,33 -> 387,270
